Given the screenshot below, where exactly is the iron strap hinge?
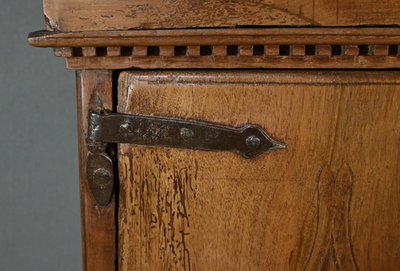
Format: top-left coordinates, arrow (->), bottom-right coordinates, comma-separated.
86,111 -> 285,207
88,111 -> 285,158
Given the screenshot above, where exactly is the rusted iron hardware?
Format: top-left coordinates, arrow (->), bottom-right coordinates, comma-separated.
88,111 -> 285,158
86,111 -> 285,206
86,140 -> 115,208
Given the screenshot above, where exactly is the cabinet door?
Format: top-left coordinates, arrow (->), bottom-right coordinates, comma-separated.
117,71 -> 400,271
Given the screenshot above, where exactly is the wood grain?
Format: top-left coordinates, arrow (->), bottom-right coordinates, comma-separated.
117,71 -> 400,271
43,0 -> 400,31
29,28 -> 400,48
65,56 -> 400,70
76,70 -> 116,271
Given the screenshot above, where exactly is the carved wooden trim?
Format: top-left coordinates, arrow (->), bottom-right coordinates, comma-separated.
29,28 -> 400,69
28,28 -> 400,47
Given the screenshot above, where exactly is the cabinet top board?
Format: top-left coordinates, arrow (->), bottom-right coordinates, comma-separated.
43,0 -> 400,32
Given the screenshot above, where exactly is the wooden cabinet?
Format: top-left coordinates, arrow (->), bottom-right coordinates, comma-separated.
29,1 -> 400,270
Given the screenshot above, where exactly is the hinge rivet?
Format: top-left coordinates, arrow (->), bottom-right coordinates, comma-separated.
119,122 -> 134,133
180,127 -> 195,140
246,135 -> 261,148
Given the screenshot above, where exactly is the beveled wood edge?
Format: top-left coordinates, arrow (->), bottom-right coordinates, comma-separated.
29,28 -> 400,47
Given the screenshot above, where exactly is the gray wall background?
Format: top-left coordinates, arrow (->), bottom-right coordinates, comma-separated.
0,1 -> 82,270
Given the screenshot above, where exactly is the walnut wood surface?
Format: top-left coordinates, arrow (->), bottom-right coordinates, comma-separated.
117,71 -> 400,271
43,0 -> 400,31
29,28 -> 400,47
65,55 -> 400,70
76,70 -> 116,271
